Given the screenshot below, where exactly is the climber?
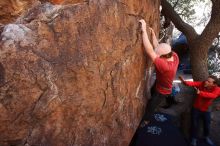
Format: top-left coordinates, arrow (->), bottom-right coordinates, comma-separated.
139,19 -> 179,126
179,75 -> 220,146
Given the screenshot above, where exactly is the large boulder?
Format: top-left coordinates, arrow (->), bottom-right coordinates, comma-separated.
0,0 -> 160,145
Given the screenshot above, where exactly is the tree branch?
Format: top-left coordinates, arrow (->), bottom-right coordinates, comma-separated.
173,0 -> 180,8
199,0 -> 220,46
161,0 -> 198,42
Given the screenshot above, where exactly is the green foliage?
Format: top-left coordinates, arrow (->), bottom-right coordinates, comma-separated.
208,50 -> 220,77
167,0 -> 205,23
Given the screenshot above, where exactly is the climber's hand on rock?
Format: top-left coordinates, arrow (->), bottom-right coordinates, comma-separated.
139,19 -> 147,32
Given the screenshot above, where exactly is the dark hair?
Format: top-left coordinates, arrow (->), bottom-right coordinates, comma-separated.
208,75 -> 219,85
160,51 -> 173,59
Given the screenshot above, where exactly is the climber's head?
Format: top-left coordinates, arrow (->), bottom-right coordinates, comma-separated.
155,43 -> 172,58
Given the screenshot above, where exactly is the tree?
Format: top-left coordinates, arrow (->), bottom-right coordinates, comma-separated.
167,0 -> 204,23
161,0 -> 220,80
159,0 -> 207,44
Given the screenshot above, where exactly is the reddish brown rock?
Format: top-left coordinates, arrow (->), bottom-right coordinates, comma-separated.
0,1 -> 160,145
0,0 -> 84,25
0,0 -> 39,25
49,0 -> 85,4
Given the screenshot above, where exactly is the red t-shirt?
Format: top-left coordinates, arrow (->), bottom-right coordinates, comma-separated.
154,52 -> 179,95
185,81 -> 220,111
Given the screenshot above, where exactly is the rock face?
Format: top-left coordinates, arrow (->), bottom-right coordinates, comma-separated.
0,1 -> 160,146
0,0 -> 84,25
0,0 -> 38,25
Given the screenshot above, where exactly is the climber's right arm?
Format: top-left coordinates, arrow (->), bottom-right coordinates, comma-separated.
139,19 -> 157,62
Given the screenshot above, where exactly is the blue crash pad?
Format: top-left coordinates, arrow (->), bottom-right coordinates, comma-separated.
132,113 -> 188,146
130,112 -> 215,146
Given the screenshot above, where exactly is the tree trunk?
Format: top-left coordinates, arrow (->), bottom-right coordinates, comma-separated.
190,40 -> 209,80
